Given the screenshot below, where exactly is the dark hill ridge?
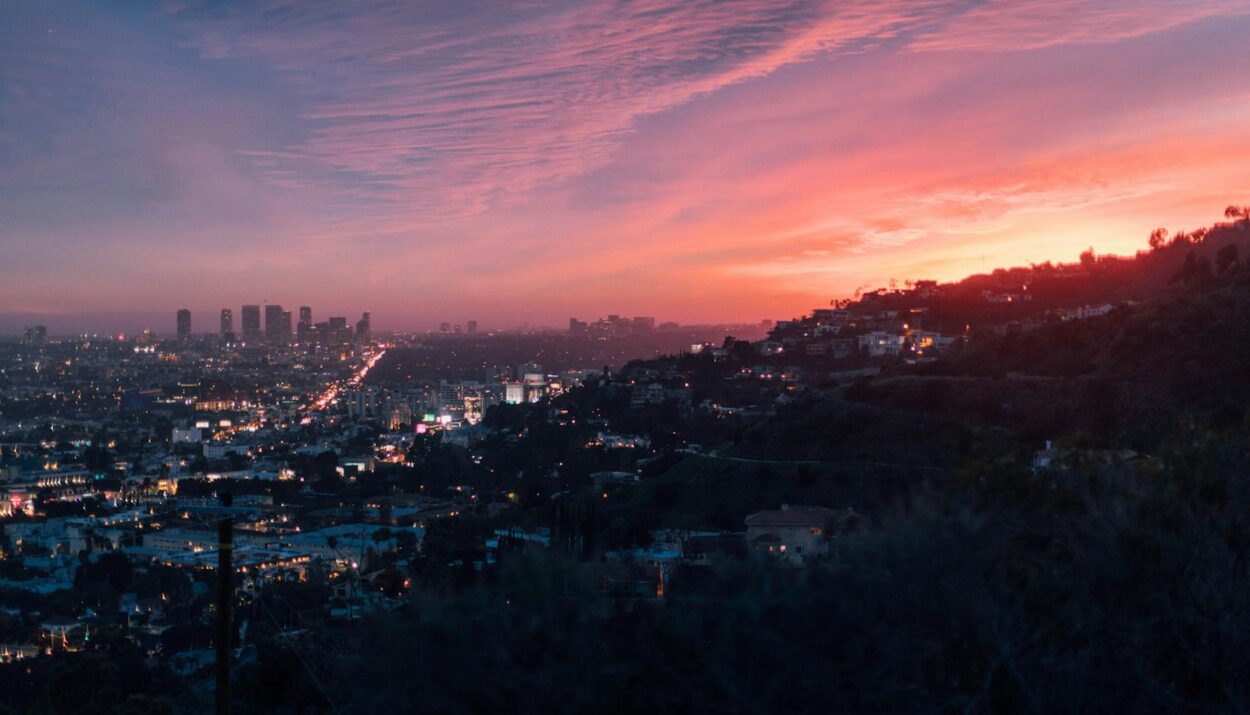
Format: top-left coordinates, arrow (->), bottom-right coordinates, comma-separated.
825,212 -> 1250,335
851,232 -> 1250,443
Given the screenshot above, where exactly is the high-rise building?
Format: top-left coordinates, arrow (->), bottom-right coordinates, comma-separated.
569,318 -> 587,333
220,308 -> 234,336
241,305 -> 261,342
265,304 -> 286,344
298,305 -> 315,332
297,307 -> 313,343
467,320 -> 478,335
328,316 -> 350,345
356,312 -> 371,343
439,322 -> 451,334
176,309 -> 192,341
281,310 -> 293,343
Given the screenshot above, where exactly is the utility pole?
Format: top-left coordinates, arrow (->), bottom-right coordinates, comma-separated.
215,495 -> 234,715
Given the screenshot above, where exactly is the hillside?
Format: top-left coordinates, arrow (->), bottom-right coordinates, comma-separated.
850,221 -> 1250,444
813,209 -> 1250,336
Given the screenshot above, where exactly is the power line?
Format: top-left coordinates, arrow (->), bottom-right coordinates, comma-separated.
178,509 -> 346,714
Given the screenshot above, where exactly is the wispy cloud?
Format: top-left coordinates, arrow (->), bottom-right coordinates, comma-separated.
165,0 -> 1250,226
909,0 -> 1250,51
170,1 -> 890,222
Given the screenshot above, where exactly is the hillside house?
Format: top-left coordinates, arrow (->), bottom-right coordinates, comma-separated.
745,505 -> 860,566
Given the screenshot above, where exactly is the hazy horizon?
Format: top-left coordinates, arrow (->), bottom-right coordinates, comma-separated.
0,308 -> 773,337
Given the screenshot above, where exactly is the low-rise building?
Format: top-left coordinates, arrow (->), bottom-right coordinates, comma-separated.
745,505 -> 860,566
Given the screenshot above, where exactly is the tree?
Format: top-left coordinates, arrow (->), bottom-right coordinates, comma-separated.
1225,205 -> 1249,223
1147,228 -> 1168,250
1079,247 -> 1096,269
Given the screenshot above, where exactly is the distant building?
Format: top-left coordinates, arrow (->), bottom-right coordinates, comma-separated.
328,317 -> 350,345
219,308 -> 234,338
914,279 -> 940,298
812,308 -> 850,323
503,383 -> 525,405
745,505 -> 860,566
466,320 -> 478,335
264,305 -> 288,344
356,312 -> 371,343
569,318 -> 587,333
858,331 -> 904,357
909,330 -> 959,354
298,306 -> 313,342
241,305 -> 261,342
630,382 -> 667,407
171,427 -> 203,444
980,290 -> 1031,304
516,362 -> 543,383
756,340 -> 784,356
176,309 -> 192,341
1059,303 -> 1115,321
439,322 -> 451,334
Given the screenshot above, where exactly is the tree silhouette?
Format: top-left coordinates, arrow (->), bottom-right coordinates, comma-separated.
1147,228 -> 1168,250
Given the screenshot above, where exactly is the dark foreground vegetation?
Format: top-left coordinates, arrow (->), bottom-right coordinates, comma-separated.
231,437 -> 1250,714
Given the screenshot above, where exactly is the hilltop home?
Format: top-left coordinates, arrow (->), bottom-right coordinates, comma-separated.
745,505 -> 859,566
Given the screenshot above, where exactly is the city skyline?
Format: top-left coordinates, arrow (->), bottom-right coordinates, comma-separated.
8,304 -> 719,338
3,1 -> 1250,332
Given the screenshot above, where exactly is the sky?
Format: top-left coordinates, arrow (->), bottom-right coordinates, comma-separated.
2,0 -> 1250,334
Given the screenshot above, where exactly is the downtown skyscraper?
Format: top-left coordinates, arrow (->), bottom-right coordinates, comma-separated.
241,305 -> 261,342
176,309 -> 191,341
220,308 -> 234,338
265,304 -> 291,344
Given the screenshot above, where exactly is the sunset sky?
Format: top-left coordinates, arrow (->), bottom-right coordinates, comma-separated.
3,0 -> 1250,333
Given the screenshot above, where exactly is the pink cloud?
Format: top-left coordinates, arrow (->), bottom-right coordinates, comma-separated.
169,0 -> 1250,231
